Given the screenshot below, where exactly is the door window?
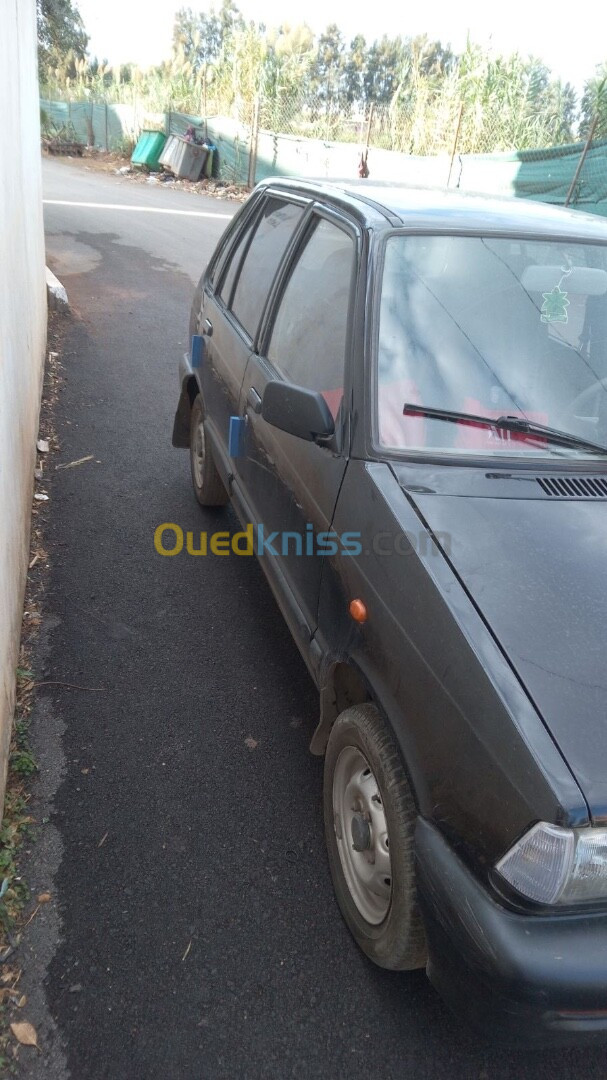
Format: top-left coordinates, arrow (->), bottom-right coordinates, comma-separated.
218,211 -> 258,307
267,217 -> 355,419
209,198 -> 259,290
230,198 -> 305,339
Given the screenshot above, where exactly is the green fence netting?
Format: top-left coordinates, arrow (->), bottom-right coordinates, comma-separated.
40,99 -> 141,151
40,99 -> 607,217
455,139 -> 607,216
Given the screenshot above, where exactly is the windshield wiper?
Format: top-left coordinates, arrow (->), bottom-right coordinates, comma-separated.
403,403 -> 607,456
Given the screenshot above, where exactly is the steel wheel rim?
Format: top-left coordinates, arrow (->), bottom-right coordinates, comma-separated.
192,417 -> 205,489
332,746 -> 392,924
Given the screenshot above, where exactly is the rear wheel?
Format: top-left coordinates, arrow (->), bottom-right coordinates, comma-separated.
324,703 -> 427,970
189,394 -> 229,507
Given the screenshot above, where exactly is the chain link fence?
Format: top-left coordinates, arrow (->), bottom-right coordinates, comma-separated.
40,88 -> 607,215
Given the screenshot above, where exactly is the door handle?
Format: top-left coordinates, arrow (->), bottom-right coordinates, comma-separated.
203,317 -> 213,337
247,387 -> 262,414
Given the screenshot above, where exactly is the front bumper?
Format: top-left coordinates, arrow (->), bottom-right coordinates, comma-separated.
415,818 -> 607,1046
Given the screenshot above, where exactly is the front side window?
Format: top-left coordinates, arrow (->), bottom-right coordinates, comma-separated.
268,217 -> 355,420
377,233 -> 607,457
209,197 -> 258,290
230,197 -> 305,339
218,211 -> 257,307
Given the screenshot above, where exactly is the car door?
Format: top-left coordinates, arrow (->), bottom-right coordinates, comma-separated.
199,194 -> 306,484
236,208 -> 359,644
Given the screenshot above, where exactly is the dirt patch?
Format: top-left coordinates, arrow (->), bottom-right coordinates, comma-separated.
0,313 -> 67,1072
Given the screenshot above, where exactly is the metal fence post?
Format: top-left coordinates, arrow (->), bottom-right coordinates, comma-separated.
202,66 -> 208,142
104,102 -> 109,151
86,102 -> 94,147
565,114 -> 599,207
248,96 -> 260,189
447,102 -> 464,187
365,103 -> 375,153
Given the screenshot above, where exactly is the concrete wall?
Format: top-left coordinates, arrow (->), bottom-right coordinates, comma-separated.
0,1 -> 47,803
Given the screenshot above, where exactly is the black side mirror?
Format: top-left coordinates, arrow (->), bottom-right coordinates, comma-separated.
261,380 -> 335,443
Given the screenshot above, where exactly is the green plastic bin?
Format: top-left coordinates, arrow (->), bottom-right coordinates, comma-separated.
131,130 -> 167,170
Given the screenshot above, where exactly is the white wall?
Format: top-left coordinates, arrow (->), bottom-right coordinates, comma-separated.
0,0 -> 47,802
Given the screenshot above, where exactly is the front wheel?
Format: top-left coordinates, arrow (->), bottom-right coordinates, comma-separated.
189,394 -> 229,507
324,703 -> 427,970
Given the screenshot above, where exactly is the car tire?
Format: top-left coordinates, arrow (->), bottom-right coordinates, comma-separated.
324,703 -> 427,970
189,394 -> 229,507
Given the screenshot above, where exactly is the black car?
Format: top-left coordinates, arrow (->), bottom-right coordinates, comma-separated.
173,179 -> 607,1045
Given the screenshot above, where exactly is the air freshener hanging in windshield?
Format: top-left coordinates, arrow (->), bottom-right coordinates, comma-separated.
541,262 -> 572,324
541,285 -> 570,324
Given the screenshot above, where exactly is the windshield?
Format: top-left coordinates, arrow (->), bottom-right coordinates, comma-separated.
377,233 -> 607,457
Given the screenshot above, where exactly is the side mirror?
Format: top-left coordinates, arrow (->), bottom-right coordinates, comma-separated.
261,380 -> 335,443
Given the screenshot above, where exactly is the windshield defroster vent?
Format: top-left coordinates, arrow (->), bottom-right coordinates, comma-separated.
537,476 -> 607,498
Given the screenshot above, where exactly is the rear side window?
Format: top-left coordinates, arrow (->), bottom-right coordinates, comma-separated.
230,198 -> 304,339
267,217 -> 355,418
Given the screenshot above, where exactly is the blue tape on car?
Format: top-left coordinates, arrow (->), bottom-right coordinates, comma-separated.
228,416 -> 245,458
191,334 -> 204,370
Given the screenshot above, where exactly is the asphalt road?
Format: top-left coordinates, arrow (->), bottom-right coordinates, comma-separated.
24,158 -> 607,1079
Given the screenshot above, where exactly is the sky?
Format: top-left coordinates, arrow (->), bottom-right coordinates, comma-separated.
76,0 -> 607,91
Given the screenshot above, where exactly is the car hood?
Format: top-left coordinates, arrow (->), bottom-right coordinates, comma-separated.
399,473 -> 607,822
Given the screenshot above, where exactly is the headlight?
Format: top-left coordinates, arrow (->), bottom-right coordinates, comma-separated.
496,822 -> 607,906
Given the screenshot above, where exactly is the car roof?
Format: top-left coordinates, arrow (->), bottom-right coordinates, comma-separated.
258,176 -> 607,243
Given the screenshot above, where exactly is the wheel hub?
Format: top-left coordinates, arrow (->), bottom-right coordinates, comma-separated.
351,812 -> 371,852
332,746 -> 392,924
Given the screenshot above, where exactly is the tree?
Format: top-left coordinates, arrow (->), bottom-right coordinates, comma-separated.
363,36 -> 404,105
37,0 -> 88,80
309,24 -> 346,115
172,2 -> 244,72
218,0 -> 244,44
526,72 -> 577,144
263,25 -> 315,103
342,35 -> 367,108
172,7 -> 222,69
580,67 -> 607,139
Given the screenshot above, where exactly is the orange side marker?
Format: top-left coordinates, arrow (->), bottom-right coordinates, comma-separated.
349,599 -> 368,624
